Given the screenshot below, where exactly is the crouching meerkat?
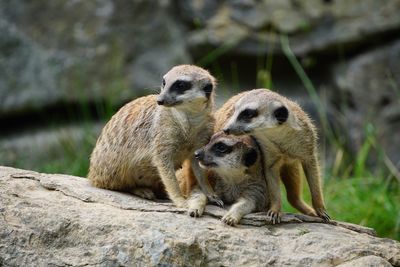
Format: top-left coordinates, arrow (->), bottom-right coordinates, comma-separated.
221,89 -> 330,223
88,65 -> 219,216
193,132 -> 268,226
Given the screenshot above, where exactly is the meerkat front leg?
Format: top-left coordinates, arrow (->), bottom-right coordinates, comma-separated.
222,196 -> 256,226
153,154 -> 187,208
191,159 -> 224,207
302,155 -> 330,221
265,164 -> 282,224
187,185 -> 207,217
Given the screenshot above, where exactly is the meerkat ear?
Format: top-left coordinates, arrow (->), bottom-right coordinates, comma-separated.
243,149 -> 258,167
203,83 -> 213,98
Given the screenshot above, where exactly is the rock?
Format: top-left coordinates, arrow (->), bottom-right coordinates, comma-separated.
187,0 -> 400,56
334,40 -> 400,165
1,166 -> 399,266
0,123 -> 102,171
0,0 -> 189,116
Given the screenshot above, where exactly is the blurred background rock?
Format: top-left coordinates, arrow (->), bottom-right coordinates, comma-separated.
0,0 -> 399,238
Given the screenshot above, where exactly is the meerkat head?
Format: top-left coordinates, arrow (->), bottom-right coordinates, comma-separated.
194,132 -> 259,179
157,65 -> 216,110
223,89 -> 301,135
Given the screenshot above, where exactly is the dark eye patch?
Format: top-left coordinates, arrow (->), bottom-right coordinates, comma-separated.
243,148 -> 258,167
203,83 -> 213,98
211,142 -> 233,156
238,109 -> 258,122
169,80 -> 192,94
274,106 -> 288,124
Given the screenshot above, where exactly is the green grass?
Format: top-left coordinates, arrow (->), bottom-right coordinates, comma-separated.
282,175 -> 400,240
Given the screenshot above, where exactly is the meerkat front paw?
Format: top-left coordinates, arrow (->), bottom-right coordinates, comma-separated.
187,195 -> 206,218
222,212 -> 240,226
266,209 -> 281,224
315,207 -> 331,222
188,207 -> 204,218
173,197 -> 188,209
131,188 -> 156,200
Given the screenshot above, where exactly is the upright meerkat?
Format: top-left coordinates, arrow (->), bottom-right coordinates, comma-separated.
88,65 -> 219,216
193,132 -> 268,226
220,89 -> 329,223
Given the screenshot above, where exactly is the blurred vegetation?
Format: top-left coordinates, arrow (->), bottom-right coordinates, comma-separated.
34,35 -> 399,241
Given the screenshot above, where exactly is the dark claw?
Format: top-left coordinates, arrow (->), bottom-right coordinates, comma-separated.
266,210 -> 281,225
208,195 -> 224,208
189,210 -> 199,218
316,209 -> 331,222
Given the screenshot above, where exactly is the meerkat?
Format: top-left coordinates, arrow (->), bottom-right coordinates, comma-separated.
88,65 -> 221,216
192,131 -> 268,226
220,89 -> 330,224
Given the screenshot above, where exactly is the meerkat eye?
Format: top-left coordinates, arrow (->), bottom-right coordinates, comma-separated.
203,83 -> 213,98
212,142 -> 232,155
238,109 -> 258,122
162,78 -> 166,87
170,80 -> 192,94
274,106 -> 289,124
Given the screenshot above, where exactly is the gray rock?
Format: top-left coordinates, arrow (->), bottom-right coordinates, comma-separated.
334,40 -> 400,165
1,166 -> 399,266
188,0 -> 400,56
0,123 -> 102,171
0,0 -> 190,116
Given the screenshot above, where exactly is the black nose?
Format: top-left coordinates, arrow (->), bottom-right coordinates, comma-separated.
194,149 -> 204,160
157,100 -> 164,105
223,128 -> 230,135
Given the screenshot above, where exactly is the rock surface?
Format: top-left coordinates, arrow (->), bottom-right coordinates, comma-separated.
0,0 -> 188,115
1,166 -> 399,266
334,40 -> 400,164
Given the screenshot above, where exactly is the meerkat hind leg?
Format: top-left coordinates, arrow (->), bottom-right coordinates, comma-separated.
131,187 -> 156,200
302,156 -> 330,221
280,163 -> 317,216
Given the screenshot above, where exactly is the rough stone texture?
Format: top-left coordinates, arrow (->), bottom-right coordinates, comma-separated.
1,166 -> 399,266
187,0 -> 400,56
334,40 -> 400,165
0,0 -> 189,115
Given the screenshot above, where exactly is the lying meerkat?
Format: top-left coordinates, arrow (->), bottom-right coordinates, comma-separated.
221,89 -> 329,223
88,65 -> 220,216
194,132 -> 268,226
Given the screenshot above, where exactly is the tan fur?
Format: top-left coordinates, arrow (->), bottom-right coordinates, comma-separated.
88,65 -> 215,216
220,89 -> 329,223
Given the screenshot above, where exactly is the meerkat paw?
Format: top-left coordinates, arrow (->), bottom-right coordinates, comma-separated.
188,206 -> 204,218
131,188 -> 156,200
222,213 -> 240,226
187,196 -> 206,218
207,194 -> 224,208
266,209 -> 281,224
315,207 -> 331,222
172,197 -> 188,209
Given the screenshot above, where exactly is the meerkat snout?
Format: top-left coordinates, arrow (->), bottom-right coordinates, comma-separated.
194,149 -> 204,160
